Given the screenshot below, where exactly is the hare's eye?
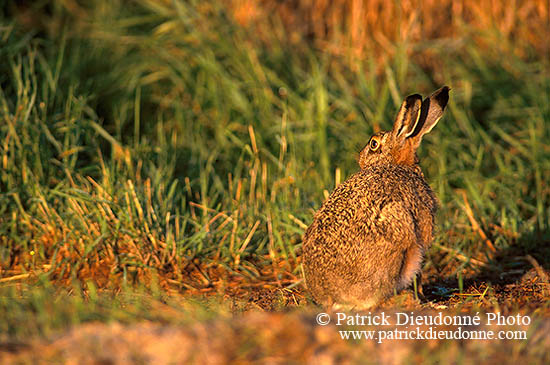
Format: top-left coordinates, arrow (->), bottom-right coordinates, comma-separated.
369,138 -> 380,151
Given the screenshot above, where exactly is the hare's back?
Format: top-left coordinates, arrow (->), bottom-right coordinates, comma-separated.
306,164 -> 434,244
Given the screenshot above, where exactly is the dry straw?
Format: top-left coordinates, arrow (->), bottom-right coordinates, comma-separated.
230,0 -> 549,63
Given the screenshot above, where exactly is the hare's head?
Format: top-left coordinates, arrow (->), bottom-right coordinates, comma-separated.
359,86 -> 450,169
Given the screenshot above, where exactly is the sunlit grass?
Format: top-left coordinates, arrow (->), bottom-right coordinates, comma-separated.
0,0 -> 549,342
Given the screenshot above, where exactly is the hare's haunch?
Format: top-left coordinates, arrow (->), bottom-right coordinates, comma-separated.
303,86 -> 450,309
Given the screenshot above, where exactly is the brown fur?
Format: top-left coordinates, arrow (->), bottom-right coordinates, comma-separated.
303,87 -> 450,309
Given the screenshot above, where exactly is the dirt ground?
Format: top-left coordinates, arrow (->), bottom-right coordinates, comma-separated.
2,246 -> 550,364
3,264 -> 549,364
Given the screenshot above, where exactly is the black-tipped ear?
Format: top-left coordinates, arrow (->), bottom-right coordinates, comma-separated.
391,94 -> 423,140
409,86 -> 450,143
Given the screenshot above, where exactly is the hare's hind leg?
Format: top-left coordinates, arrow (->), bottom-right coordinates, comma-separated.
397,245 -> 424,291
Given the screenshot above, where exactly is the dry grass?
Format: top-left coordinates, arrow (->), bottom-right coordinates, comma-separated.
230,0 -> 549,64
3,171 -> 301,293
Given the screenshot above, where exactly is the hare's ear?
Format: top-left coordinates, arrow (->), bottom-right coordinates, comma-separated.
391,94 -> 423,142
409,86 -> 450,146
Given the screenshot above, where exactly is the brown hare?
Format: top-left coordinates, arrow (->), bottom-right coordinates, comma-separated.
303,86 -> 450,309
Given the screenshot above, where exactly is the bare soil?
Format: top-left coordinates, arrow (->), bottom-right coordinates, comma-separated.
2,252 -> 549,364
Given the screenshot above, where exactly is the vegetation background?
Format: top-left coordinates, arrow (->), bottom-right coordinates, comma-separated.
1,0 -> 549,363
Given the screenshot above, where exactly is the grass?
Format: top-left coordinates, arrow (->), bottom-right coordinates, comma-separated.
0,0 -> 549,362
